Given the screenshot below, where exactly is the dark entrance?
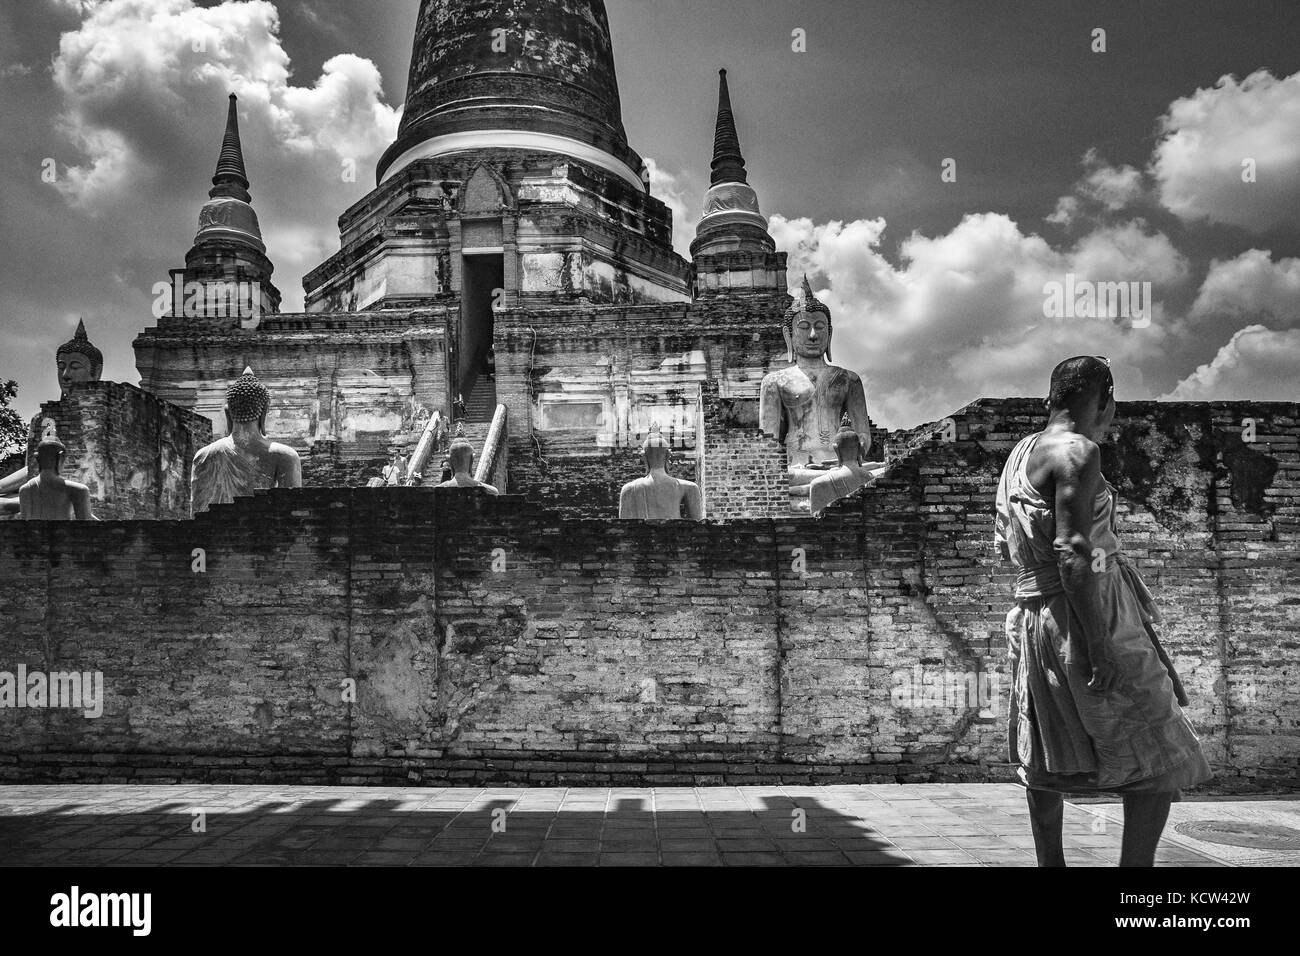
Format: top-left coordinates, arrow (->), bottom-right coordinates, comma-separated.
458,252 -> 503,421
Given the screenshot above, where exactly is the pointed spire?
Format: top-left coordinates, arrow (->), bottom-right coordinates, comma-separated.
710,69 -> 748,186
210,94 -> 251,203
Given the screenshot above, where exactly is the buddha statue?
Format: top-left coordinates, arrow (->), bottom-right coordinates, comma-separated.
435,424 -> 499,493
619,424 -> 704,520
57,319 -> 103,397
191,367 -> 302,514
759,276 -> 874,490
18,438 -> 97,521
809,414 -> 888,516
0,321 -> 107,513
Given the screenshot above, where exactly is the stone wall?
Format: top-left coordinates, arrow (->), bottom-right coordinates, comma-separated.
0,399 -> 1294,790
698,385 -> 788,519
22,382 -> 211,520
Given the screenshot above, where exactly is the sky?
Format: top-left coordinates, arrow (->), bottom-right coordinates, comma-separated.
0,0 -> 1298,428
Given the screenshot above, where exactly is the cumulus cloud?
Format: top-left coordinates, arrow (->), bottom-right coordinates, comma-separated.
770,212 -> 1187,427
1047,148 -> 1147,226
1151,69 -> 1300,232
644,157 -> 698,257
48,0 -> 400,298
1163,325 -> 1300,401
1188,249 -> 1300,329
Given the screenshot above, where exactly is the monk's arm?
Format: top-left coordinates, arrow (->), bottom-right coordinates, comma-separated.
1052,439 -> 1115,689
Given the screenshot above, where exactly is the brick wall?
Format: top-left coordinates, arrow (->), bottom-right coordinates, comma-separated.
0,399 -> 1294,789
22,382 -> 211,520
699,384 -> 789,519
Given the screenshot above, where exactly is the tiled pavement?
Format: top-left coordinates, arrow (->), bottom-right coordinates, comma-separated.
0,783 -> 1281,867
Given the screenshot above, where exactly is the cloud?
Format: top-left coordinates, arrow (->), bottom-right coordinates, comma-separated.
1151,69 -> 1300,232
770,212 -> 1187,427
1162,325 -> 1300,401
644,157 -> 698,258
1187,249 -> 1300,329
48,0 -> 400,303
1047,148 -> 1147,226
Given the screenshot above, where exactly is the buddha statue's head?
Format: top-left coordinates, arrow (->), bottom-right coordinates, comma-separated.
36,437 -> 67,473
448,422 -> 475,476
226,366 -> 270,433
56,320 -> 103,396
641,423 -> 671,471
784,275 -> 833,363
832,413 -> 865,466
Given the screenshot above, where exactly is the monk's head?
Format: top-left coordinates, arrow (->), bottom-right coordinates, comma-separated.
56,320 -> 103,396
641,423 -> 671,471
785,275 -> 833,362
448,424 -> 475,476
36,438 -> 66,472
1048,355 -> 1115,432
226,366 -> 270,434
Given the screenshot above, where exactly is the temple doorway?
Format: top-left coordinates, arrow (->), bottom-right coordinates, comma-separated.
458,250 -> 503,422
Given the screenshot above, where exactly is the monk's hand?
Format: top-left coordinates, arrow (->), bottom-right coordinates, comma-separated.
1087,656 -> 1117,694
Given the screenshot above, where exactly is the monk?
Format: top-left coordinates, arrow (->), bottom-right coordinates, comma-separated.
996,356 -> 1211,867
18,439 -> 97,521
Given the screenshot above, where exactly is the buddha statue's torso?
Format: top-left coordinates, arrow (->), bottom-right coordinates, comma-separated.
761,362 -> 868,468
191,436 -> 297,514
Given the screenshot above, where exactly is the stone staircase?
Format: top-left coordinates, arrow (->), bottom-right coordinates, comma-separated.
463,377 -> 497,423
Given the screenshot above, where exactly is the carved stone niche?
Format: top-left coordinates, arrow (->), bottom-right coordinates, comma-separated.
462,164 -> 514,217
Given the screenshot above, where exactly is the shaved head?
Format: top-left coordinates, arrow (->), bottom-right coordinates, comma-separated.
1048,356 -> 1114,410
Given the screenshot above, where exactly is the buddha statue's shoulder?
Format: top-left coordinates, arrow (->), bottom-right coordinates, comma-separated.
193,436 -> 234,463
268,441 -> 301,463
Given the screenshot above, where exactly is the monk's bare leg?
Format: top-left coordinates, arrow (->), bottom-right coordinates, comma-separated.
1119,792 -> 1175,867
1026,788 -> 1066,867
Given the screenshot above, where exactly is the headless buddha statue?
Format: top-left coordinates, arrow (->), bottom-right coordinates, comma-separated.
619,424 -> 704,520
18,438 -> 97,521
436,424 -> 499,493
759,277 -> 880,492
191,367 -> 302,514
1,320 -> 104,516
809,414 -> 888,516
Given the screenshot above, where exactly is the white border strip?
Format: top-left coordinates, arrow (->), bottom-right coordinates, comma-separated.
381,130 -> 645,190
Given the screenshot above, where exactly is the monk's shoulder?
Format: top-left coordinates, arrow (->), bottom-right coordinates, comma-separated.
1039,430 -> 1099,476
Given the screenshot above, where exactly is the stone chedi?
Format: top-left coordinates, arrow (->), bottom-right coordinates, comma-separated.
18,438 -> 96,521
619,424 -> 704,520
809,414 -> 887,516
191,367 -> 302,514
760,277 -> 873,488
0,321 -> 105,515
436,424 -> 499,494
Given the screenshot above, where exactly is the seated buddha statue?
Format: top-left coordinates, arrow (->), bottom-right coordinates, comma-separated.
1,320 -> 105,516
759,277 -> 878,492
191,367 -> 302,515
435,424 -> 499,493
619,424 -> 704,520
809,414 -> 888,516
18,438 -> 97,521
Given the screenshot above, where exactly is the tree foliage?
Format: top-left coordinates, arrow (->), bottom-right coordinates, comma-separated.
0,380 -> 27,458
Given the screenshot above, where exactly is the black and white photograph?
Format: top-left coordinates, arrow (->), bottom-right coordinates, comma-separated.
0,0 -> 1295,937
